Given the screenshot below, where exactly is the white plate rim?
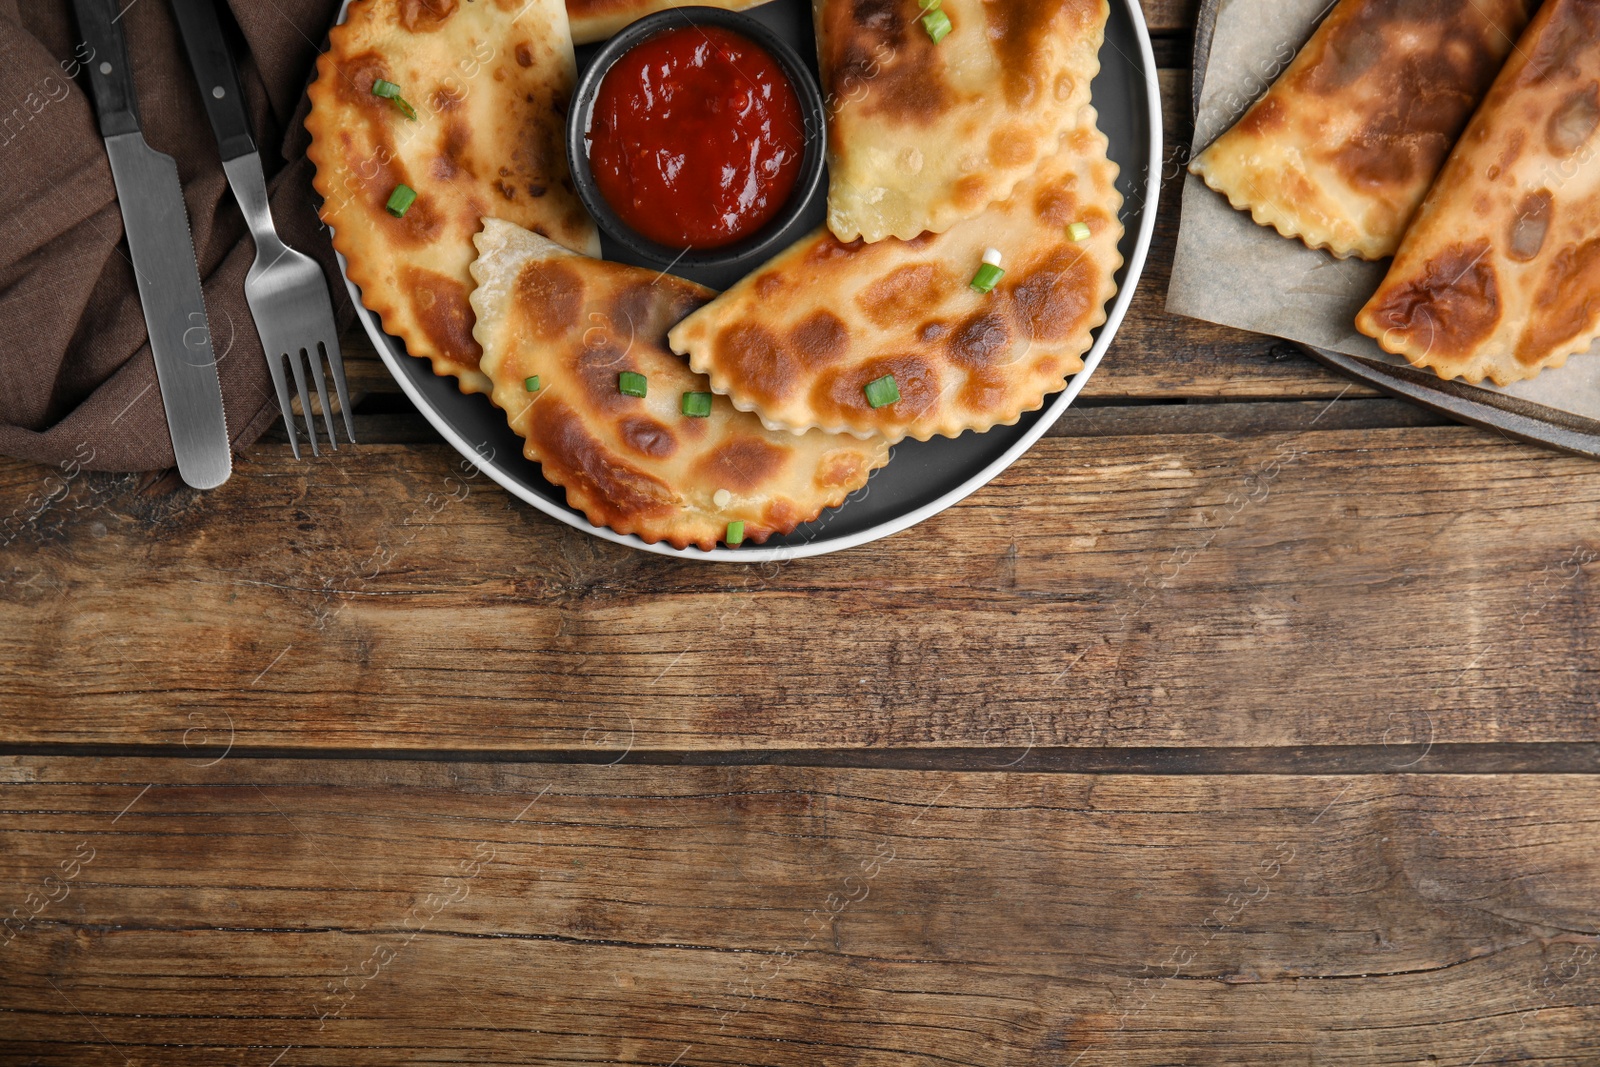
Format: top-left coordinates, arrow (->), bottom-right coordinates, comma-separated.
335,0 -> 1164,563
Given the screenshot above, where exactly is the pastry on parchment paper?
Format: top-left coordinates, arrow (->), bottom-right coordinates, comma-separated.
1356,0 -> 1600,386
815,0 -> 1109,244
470,219 -> 891,551
668,120 -> 1123,445
305,0 -> 599,397
1189,0 -> 1536,261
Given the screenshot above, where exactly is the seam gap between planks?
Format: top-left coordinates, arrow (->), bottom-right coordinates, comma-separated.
2,743 -> 1599,775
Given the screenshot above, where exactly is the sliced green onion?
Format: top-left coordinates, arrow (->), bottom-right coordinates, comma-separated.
1068,221 -> 1092,242
917,0 -> 940,9
681,391 -> 713,417
970,262 -> 1005,293
385,184 -> 417,217
725,520 -> 745,546
922,8 -> 952,42
618,371 -> 648,398
524,375 -> 540,392
371,79 -> 417,120
863,374 -> 900,409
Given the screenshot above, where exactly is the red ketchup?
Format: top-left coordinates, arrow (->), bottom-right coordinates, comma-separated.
587,25 -> 806,249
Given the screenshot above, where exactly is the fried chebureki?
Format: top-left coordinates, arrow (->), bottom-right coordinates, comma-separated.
470,220 -> 891,550
305,0 -> 599,397
1357,0 -> 1600,385
567,0 -> 774,44
1190,0 -> 1535,261
668,121 -> 1122,444
815,0 -> 1108,244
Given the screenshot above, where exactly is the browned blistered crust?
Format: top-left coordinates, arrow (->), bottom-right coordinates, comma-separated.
816,0 -> 1108,243
471,221 -> 890,551
1192,0 -> 1536,261
1356,0 -> 1600,385
565,0 -> 770,44
304,0 -> 598,396
669,119 -> 1123,445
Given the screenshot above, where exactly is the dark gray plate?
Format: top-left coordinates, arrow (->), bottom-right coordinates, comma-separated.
1191,0 -> 1600,461
340,0 -> 1164,560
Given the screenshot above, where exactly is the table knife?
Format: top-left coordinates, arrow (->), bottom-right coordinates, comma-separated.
72,0 -> 232,489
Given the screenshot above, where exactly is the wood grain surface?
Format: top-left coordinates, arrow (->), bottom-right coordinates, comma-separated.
4,2 -> 1598,1062
2,427 -> 1596,752
3,758 -> 1598,1066
1144,0 -> 1197,34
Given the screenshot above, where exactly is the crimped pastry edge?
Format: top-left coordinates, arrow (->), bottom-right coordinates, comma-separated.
1188,152 -> 1389,263
824,7 -> 1107,246
468,221 -> 885,551
680,295 -> 1109,445
1356,304 -> 1594,388
828,121 -> 1081,247
304,4 -> 523,399
680,123 -> 1125,445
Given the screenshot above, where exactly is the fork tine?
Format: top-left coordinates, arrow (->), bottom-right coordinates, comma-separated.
264,349 -> 301,461
287,347 -> 321,457
323,338 -> 357,445
306,341 -> 338,452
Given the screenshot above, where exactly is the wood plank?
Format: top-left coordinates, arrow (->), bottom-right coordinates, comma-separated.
336,68 -> 1374,405
2,425 -> 1596,751
2,758 -> 1597,1064
1141,0 -> 1196,34
1054,397 -> 1448,437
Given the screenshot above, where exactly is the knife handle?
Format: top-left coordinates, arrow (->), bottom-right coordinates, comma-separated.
168,0 -> 256,162
70,0 -> 140,137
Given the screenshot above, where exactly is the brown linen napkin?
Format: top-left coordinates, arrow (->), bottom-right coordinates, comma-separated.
0,0 -> 348,473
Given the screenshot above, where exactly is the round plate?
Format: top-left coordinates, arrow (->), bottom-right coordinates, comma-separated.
333,0 -> 1163,561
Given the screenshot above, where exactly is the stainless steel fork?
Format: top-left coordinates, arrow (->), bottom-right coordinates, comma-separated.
171,0 -> 354,458
225,157 -> 353,457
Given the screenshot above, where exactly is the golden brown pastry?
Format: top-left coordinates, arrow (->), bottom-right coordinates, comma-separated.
1357,0 -> 1600,385
668,120 -> 1123,444
470,220 -> 891,550
305,0 -> 599,396
815,0 -> 1108,244
1190,0 -> 1536,261
567,0 -> 774,45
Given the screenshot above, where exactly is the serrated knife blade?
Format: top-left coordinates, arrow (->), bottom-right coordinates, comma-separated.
75,0 -> 231,489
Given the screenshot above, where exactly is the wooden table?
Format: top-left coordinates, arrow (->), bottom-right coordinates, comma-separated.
4,3 -> 1599,1062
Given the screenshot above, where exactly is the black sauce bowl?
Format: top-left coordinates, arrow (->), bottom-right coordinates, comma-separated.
565,5 -> 828,274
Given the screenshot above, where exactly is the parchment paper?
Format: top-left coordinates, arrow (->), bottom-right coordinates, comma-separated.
1165,0 -> 1600,422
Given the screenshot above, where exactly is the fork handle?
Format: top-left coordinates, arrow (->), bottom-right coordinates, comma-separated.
221,154 -> 284,257
168,0 -> 255,162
